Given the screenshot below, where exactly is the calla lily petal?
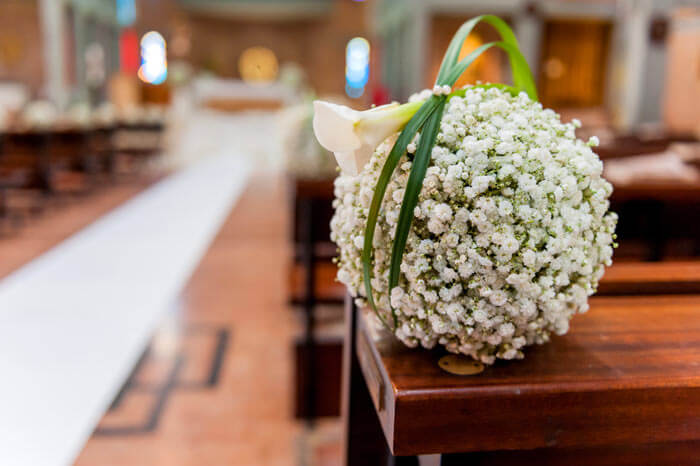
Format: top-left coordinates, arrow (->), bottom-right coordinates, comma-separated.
312,101 -> 362,153
312,99 -> 423,175
333,150 -> 358,175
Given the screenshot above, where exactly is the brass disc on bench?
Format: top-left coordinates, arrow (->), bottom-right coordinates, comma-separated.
438,355 -> 484,375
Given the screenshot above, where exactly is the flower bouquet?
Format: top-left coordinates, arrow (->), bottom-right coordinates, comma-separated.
313,16 -> 617,364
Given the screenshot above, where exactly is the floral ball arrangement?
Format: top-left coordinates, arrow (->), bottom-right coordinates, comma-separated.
314,15 -> 617,364
330,86 -> 617,364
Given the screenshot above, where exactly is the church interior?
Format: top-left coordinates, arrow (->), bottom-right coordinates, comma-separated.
0,0 -> 699,465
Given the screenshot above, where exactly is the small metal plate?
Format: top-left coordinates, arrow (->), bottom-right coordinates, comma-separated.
438,355 -> 485,375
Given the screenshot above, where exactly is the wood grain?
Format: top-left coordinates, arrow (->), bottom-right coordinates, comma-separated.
598,260 -> 700,295
611,181 -> 700,202
291,260 -> 700,304
355,295 -> 700,456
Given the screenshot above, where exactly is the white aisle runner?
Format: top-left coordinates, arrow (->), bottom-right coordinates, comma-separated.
0,153 -> 250,466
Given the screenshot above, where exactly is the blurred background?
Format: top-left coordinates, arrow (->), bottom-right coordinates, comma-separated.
0,0 -> 698,465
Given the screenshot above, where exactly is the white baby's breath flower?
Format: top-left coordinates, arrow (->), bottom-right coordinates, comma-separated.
330,86 -> 616,364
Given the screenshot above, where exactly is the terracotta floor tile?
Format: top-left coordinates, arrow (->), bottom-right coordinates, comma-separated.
75,172 -> 304,465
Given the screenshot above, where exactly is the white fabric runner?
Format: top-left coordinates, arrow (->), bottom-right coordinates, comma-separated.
0,152 -> 250,466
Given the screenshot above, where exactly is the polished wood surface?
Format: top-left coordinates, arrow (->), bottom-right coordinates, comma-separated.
596,133 -> 697,160
291,260 -> 700,304
289,260 -> 343,304
438,440 -> 700,465
598,260 -> 700,294
0,126 -> 122,195
288,176 -> 334,247
354,295 -> 700,456
295,338 -> 343,418
291,177 -> 335,200
611,180 -> 700,202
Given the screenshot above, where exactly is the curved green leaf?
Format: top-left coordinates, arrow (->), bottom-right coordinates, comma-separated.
435,15 -> 517,85
443,41 -> 537,101
362,97 -> 441,327
497,41 -> 538,100
443,42 -> 497,86
388,99 -> 446,310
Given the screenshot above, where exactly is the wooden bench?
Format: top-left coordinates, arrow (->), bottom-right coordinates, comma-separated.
595,133 -> 697,160
343,294 -> 700,464
290,260 -> 700,305
111,122 -> 164,174
291,260 -> 700,421
288,176 -> 336,420
0,127 -> 106,196
611,180 -> 700,260
598,260 -> 700,295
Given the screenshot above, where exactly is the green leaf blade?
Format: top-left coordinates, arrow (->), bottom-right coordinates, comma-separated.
494,41 -> 538,101
435,16 -> 483,84
387,99 -> 447,314
435,15 -> 517,85
442,42 -> 497,86
443,40 -> 537,101
361,97 -> 441,327
435,15 -> 537,102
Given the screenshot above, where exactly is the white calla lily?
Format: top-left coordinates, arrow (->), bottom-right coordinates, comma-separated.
312,100 -> 423,175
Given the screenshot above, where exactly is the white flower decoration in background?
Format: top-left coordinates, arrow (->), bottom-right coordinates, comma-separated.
279,101 -> 337,180
313,100 -> 422,175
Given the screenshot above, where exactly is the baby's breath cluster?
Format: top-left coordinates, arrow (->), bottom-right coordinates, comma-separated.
331,86 -> 617,364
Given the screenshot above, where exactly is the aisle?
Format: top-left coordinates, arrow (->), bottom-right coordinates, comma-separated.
0,153 -> 250,466
75,173 -> 301,465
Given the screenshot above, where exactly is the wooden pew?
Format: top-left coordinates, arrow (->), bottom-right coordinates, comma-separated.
0,129 -> 52,194
86,125 -> 118,180
343,294 -> 700,464
288,177 -> 335,263
288,176 -> 336,420
598,260 -> 700,295
595,132 -> 696,160
0,126 -> 99,196
0,123 -> 121,233
48,127 -> 96,194
0,129 -> 53,229
290,260 -> 700,305
112,121 -> 164,165
293,260 -> 700,420
611,179 -> 700,260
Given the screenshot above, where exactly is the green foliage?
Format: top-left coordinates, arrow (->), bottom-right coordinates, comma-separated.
388,100 -> 446,323
362,97 -> 442,325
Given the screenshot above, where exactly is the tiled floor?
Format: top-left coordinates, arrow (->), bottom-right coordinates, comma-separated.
74,174 -> 307,465
1,171 -> 345,465
0,154 -> 251,466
